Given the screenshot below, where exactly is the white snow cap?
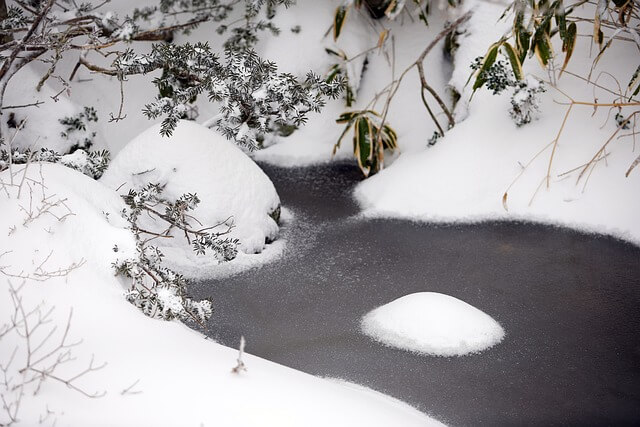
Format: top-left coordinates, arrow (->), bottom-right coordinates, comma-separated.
101,119 -> 281,255
362,292 -> 505,357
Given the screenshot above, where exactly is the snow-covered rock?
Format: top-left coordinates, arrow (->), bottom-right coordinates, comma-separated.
101,120 -> 281,257
361,292 -> 505,356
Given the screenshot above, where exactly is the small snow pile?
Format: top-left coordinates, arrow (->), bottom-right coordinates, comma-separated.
361,292 -> 505,356
101,120 -> 281,259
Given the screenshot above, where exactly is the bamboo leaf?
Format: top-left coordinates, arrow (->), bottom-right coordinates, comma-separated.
325,47 -> 347,60
326,64 -> 341,83
377,29 -> 388,49
353,117 -> 373,176
333,5 -> 350,41
559,22 -> 576,76
381,124 -> 398,150
534,33 -> 553,67
554,1 -> 567,42
503,42 -> 524,81
336,111 -> 359,123
626,154 -> 640,177
385,0 -> 406,19
514,7 -> 531,64
592,27 -> 623,70
593,0 -> 607,49
468,40 -> 502,93
628,65 -> 640,100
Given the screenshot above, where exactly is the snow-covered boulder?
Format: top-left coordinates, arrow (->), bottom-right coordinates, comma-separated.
101,120 -> 281,256
361,292 -> 505,356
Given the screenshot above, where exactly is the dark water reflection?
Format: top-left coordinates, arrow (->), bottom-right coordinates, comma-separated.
193,162 -> 640,426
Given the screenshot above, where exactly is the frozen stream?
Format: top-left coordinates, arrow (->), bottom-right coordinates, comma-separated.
192,162 -> 640,426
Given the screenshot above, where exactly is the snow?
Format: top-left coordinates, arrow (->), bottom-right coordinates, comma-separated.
100,120 -> 281,258
329,379 -> 446,427
354,0 -> 640,245
3,66 -> 90,154
0,163 -> 443,426
361,292 -> 505,357
4,0 -> 638,423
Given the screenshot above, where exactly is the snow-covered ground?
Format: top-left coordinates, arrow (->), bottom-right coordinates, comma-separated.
2,0 -> 638,424
353,1 -> 640,245
362,292 -> 505,356
247,0 -> 640,246
0,163 -> 443,426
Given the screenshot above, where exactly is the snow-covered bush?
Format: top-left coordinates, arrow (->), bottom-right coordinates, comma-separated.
470,56 -> 545,127
470,57 -> 515,95
114,183 -> 237,326
0,147 -> 111,179
101,120 -> 281,255
0,0 -> 343,151
509,76 -> 546,127
59,107 -> 99,151
327,0 -> 468,175
118,44 -> 343,148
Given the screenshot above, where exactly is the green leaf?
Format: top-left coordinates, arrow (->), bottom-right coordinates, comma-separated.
468,40 -> 502,93
513,5 -> 531,64
554,0 -> 567,42
559,22 -> 576,76
381,124 -> 398,150
503,42 -> 524,81
333,5 -> 350,41
326,64 -> 341,83
336,111 -> 360,123
628,65 -> 640,100
534,33 -> 553,67
353,117 -> 374,176
325,48 -> 347,60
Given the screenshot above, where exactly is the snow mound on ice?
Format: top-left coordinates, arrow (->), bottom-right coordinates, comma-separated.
362,292 -> 505,357
101,120 -> 281,256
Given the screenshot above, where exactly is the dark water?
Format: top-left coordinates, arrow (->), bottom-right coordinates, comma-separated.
192,162 -> 640,426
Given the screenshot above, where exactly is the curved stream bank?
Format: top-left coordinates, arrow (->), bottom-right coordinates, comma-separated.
192,162 -> 640,426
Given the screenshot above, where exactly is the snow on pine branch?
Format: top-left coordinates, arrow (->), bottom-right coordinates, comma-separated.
118,44 -> 344,149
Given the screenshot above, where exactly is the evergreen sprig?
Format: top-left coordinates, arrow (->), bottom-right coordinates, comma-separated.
114,183 -> 239,326
126,44 -> 344,148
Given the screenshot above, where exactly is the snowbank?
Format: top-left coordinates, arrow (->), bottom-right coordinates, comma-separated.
101,120 -> 281,258
355,0 -> 640,245
361,292 -> 505,357
0,163 -> 443,426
